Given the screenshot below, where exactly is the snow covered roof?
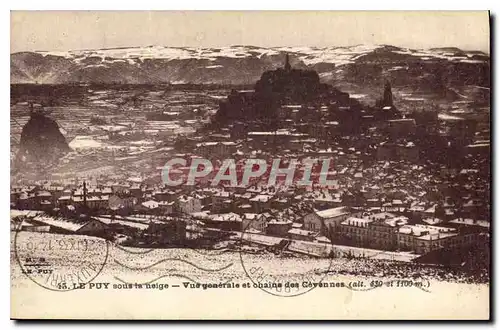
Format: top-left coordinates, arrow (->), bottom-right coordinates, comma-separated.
422,217 -> 443,225
314,236 -> 331,244
288,228 -> 315,236
449,218 -> 490,228
315,207 -> 349,219
10,210 -> 43,218
142,200 -> 159,209
190,211 -> 211,219
210,213 -> 242,222
243,213 -> 260,220
250,194 -> 272,202
398,224 -> 457,239
33,216 -> 84,232
214,191 -> 231,198
268,220 -> 293,225
341,217 -> 373,227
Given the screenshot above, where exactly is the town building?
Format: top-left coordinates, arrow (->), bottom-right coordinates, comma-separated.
396,224 -> 479,254
266,220 -> 293,237
303,206 -> 352,237
242,213 -> 268,233
176,195 -> 202,214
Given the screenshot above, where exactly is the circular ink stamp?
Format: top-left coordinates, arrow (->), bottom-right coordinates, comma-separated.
13,221 -> 110,292
239,218 -> 334,297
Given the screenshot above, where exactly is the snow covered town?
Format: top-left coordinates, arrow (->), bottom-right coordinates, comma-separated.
10,55 -> 490,272
10,153 -> 490,259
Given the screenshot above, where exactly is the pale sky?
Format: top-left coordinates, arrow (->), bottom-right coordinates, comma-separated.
11,11 -> 490,53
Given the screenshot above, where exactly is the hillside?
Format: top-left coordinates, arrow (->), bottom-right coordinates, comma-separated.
10,45 -> 487,84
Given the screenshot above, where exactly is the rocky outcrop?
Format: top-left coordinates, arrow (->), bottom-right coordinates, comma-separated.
17,112 -> 70,164
215,55 -> 364,125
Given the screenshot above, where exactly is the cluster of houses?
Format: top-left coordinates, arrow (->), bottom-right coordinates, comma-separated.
11,105 -> 489,256
10,84 -> 489,257
11,172 -> 489,255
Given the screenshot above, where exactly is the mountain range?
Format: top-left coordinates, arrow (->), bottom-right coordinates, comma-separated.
11,45 -> 490,98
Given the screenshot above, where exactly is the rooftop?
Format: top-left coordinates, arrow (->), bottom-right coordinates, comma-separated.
288,228 -> 315,236
449,218 -> 490,228
341,217 -> 373,227
250,194 -> 272,202
398,224 -> 457,238
315,207 -> 348,219
33,216 -> 84,232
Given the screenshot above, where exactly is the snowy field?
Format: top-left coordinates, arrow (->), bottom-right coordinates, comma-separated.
11,231 -> 489,319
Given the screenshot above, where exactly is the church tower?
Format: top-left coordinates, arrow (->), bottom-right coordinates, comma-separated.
284,53 -> 291,71
383,80 -> 394,107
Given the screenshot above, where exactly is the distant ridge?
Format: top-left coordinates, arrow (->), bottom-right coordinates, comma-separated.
11,45 -> 489,88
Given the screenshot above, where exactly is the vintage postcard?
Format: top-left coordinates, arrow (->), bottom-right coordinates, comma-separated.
10,11 -> 490,320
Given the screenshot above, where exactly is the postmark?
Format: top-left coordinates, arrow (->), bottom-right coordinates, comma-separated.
13,222 -> 110,292
110,242 -> 234,286
239,217 -> 334,297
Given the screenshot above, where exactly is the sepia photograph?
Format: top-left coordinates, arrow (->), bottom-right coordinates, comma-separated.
9,10 -> 491,320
